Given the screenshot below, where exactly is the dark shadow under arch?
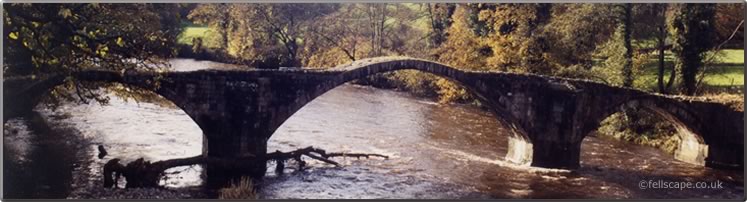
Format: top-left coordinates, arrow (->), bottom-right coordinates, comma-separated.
583,97 -> 709,166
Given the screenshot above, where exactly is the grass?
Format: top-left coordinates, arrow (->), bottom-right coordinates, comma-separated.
714,49 -> 745,64
636,49 -> 744,88
176,22 -> 222,49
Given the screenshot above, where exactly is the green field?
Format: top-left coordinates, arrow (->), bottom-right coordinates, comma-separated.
637,49 -> 744,88
177,23 -> 222,49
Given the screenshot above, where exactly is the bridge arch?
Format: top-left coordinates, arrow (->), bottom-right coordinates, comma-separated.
585,96 -> 709,165
274,57 -> 537,165
3,72 -> 212,151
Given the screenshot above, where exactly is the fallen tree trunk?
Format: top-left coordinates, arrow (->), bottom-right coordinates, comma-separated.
103,146 -> 388,188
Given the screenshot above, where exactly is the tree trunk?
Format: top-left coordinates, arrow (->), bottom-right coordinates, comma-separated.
656,4 -> 668,94
220,3 -> 230,50
622,3 -> 634,87
103,147 -> 388,188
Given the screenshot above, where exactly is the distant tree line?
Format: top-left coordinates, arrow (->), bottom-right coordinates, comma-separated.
4,3 -> 743,104
185,3 -> 741,99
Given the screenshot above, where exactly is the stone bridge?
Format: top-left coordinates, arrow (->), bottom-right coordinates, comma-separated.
4,57 -> 743,179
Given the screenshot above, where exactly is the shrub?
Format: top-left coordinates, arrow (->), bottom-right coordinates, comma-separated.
218,177 -> 258,199
596,107 -> 680,154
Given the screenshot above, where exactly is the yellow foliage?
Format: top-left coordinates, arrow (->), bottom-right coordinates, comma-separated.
435,78 -> 470,103
435,6 -> 489,71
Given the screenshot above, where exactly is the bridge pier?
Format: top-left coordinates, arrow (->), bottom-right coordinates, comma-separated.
530,140 -> 582,169
705,143 -> 744,169
201,128 -> 269,188
672,131 -> 709,166
505,136 -> 582,169
505,136 -> 533,165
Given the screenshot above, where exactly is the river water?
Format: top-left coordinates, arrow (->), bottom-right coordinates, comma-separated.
3,59 -> 744,199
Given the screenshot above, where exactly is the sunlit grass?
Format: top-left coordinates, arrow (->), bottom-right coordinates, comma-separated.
636,49 -> 744,88
177,23 -> 222,49
714,49 -> 745,64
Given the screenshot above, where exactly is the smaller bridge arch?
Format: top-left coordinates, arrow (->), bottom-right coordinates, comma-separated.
587,96 -> 710,165
572,80 -> 744,168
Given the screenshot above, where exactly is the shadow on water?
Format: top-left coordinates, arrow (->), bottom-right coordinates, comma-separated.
3,112 -> 82,199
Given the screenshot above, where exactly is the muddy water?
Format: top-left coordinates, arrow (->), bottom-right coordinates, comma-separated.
3,59 -> 744,199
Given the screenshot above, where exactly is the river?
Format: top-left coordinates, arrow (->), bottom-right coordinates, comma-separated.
3,59 -> 744,199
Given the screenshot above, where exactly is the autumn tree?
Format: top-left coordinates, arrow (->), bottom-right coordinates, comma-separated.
475,3 -> 554,73
425,3 -> 456,48
305,4 -> 369,66
433,5 -> 490,102
4,3 -> 182,104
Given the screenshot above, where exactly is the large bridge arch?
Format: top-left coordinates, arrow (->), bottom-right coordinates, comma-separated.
270,57 -> 584,167
281,57 -> 529,139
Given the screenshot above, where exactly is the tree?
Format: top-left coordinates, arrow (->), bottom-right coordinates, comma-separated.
305,3 -> 428,66
306,4 -> 369,65
187,3 -> 231,49
433,5 -> 490,103
621,3 -> 634,87
652,4 -> 676,94
436,5 -> 489,71
668,3 -> 716,95
714,3 -> 744,48
4,3 -> 182,103
425,3 -> 456,48
188,4 -> 338,68
478,3 -> 554,73
545,4 -> 616,72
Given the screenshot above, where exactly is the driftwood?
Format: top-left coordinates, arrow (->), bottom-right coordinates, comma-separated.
103,146 -> 387,188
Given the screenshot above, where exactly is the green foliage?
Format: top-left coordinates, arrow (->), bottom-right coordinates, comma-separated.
542,4 -> 617,72
597,109 -> 680,155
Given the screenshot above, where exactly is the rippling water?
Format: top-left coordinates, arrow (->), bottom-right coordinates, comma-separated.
3,59 -> 744,199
